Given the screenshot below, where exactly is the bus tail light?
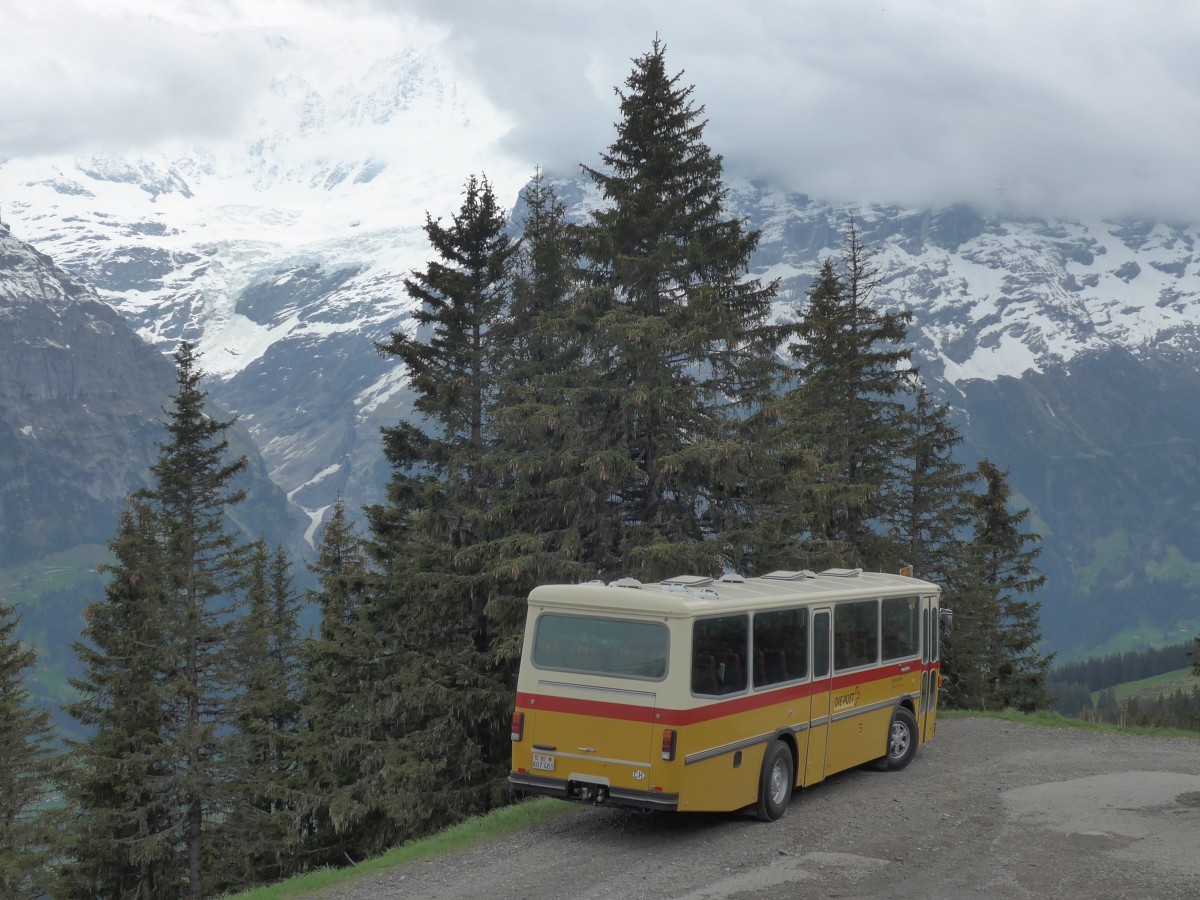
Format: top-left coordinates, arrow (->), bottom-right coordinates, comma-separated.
511,711 -> 525,742
661,728 -> 677,761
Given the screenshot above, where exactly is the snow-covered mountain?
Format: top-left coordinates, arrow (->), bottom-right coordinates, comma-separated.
4,31 -> 1200,656
11,136 -> 1200,527
1,31 -> 530,545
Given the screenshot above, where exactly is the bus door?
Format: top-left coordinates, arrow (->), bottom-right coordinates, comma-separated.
919,596 -> 939,741
802,608 -> 833,786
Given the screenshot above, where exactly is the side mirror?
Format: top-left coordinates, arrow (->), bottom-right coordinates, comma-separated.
939,607 -> 953,634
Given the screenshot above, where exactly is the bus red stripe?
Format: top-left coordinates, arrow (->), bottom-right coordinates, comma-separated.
518,659 -> 939,726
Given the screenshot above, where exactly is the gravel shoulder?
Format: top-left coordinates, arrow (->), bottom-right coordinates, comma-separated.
317,717 -> 1200,900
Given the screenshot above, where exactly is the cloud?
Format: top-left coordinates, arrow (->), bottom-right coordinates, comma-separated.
0,1 -> 270,156
383,0 -> 1200,220
5,0 -> 1199,220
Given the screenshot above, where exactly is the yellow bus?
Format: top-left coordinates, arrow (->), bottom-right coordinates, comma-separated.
509,568 -> 942,820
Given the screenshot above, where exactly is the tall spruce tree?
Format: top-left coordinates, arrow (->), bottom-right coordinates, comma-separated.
295,498 -> 385,866
149,341 -> 252,898
944,460 -> 1052,711
63,342 -> 254,899
884,383 -> 977,583
0,599 -> 56,898
573,38 -> 785,579
782,221 -> 916,568
482,171 -> 592,657
223,543 -> 302,889
58,498 -> 180,898
365,173 -> 520,841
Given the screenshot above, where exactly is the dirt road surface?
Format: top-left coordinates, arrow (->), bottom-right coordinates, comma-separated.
316,717 -> 1200,900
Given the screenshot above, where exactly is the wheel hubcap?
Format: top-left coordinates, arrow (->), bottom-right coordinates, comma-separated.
770,759 -> 788,804
889,721 -> 910,758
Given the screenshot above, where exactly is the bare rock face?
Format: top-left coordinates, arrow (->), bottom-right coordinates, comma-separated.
0,221 -> 302,566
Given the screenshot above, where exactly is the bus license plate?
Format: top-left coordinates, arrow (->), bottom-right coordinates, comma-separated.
532,753 -> 555,772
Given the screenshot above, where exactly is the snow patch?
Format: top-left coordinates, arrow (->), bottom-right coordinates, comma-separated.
286,463 -> 342,501
944,332 -> 1043,384
302,504 -> 331,548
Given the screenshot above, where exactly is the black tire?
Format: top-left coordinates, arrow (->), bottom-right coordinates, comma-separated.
755,740 -> 794,821
883,707 -> 919,771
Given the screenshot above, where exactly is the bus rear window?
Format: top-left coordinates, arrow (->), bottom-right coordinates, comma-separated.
532,614 -> 668,680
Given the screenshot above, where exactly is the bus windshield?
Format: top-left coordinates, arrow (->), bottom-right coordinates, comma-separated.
532,613 -> 669,680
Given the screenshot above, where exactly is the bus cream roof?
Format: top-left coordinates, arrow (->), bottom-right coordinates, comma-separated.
527,571 -> 939,618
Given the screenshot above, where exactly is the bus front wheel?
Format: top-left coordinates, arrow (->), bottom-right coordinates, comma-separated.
755,740 -> 794,822
884,707 -> 919,770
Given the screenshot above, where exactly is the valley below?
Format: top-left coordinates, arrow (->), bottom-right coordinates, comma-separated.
315,717 -> 1200,900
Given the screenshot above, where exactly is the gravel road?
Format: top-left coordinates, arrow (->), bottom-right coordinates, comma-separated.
316,717 -> 1200,899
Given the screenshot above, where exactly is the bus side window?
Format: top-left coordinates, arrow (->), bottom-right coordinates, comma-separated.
834,600 -> 879,671
753,607 -> 808,688
881,596 -> 920,661
813,612 -> 830,678
692,615 -> 748,695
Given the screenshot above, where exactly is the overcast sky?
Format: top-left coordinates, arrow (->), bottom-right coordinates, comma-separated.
3,0 -> 1199,220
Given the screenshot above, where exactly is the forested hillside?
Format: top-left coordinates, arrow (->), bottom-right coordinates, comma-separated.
1047,642 -> 1200,731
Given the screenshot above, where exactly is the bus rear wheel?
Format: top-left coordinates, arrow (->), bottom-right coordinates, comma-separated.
884,707 -> 919,770
755,740 -> 794,821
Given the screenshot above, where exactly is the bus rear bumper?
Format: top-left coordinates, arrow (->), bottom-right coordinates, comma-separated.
509,772 -> 679,812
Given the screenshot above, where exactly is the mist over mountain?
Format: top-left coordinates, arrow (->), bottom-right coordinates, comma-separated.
2,40 -> 1199,657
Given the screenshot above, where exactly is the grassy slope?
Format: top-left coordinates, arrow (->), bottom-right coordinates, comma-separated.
0,544 -> 110,604
0,544 -> 109,704
226,798 -> 571,900
1091,667 -> 1200,704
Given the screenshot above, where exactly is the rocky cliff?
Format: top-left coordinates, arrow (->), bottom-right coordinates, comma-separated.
0,221 -> 304,567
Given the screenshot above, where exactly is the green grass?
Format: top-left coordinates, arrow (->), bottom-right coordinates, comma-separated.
940,707 -> 1200,739
1095,667 -> 1200,705
1143,544 -> 1200,588
224,797 -> 572,899
0,544 -> 110,606
1077,529 -> 1131,592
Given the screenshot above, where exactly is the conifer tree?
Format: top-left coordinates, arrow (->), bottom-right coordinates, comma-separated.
781,221 -> 916,568
380,172 -> 517,453
944,460 -> 1052,711
148,341 -> 253,898
366,173 -> 520,841
0,599 -> 56,898
63,342 -> 254,899
223,543 -> 302,889
483,171 -> 592,659
573,38 -> 785,579
57,498 -> 180,898
884,383 -> 977,583
295,498 -> 385,866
